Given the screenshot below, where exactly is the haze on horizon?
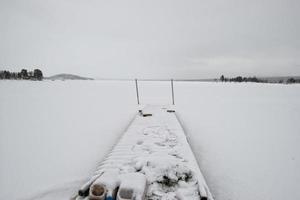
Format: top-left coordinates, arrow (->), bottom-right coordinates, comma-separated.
0,0 -> 299,79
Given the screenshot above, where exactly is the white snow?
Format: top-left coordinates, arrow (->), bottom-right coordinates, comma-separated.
0,80 -> 299,200
86,105 -> 211,200
175,82 -> 300,200
0,80 -> 137,200
118,173 -> 147,200
93,169 -> 120,192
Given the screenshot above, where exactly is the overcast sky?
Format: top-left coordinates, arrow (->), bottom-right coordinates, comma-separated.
0,0 -> 299,78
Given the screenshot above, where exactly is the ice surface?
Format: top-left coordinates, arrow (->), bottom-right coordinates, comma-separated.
175,82 -> 300,200
0,81 -> 300,200
0,80 -> 137,200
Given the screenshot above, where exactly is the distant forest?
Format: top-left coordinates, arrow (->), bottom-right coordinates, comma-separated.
219,75 -> 300,84
0,69 -> 43,81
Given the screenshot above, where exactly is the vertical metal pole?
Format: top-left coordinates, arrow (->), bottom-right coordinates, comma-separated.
135,79 -> 140,105
171,79 -> 175,105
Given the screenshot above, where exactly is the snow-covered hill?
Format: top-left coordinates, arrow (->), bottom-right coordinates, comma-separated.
46,73 -> 93,81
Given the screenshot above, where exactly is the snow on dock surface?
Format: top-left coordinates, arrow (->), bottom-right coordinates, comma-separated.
78,105 -> 213,200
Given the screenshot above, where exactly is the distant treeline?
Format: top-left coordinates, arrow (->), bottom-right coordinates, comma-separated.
0,69 -> 43,81
219,75 -> 300,84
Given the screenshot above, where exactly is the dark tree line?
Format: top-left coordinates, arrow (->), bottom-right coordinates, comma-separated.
220,75 -> 261,83
0,69 -> 43,81
220,75 -> 300,84
286,78 -> 300,84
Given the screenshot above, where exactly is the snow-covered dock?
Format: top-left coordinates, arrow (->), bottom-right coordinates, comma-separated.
75,105 -> 213,200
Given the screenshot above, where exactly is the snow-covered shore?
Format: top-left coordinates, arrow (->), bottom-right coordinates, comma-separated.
0,81 -> 299,200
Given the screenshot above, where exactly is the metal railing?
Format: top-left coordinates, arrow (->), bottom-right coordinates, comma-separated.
134,79 -> 175,105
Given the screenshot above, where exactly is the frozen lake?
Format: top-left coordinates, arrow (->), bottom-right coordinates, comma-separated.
0,80 -> 299,200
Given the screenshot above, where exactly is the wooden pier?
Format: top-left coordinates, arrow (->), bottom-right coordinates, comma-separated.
75,105 -> 213,200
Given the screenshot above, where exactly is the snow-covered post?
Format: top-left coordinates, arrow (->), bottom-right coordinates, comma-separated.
135,79 -> 140,105
78,174 -> 101,197
171,79 -> 175,105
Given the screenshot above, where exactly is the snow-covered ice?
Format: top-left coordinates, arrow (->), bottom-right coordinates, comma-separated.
0,80 -> 299,200
175,82 -> 300,200
0,80 -> 137,200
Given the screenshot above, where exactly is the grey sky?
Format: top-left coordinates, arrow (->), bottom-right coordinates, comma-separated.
0,0 -> 299,78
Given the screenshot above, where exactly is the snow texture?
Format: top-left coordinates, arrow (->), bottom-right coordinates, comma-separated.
1,81 -> 299,200
118,173 -> 147,200
81,105 -> 212,200
0,80 -> 137,200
